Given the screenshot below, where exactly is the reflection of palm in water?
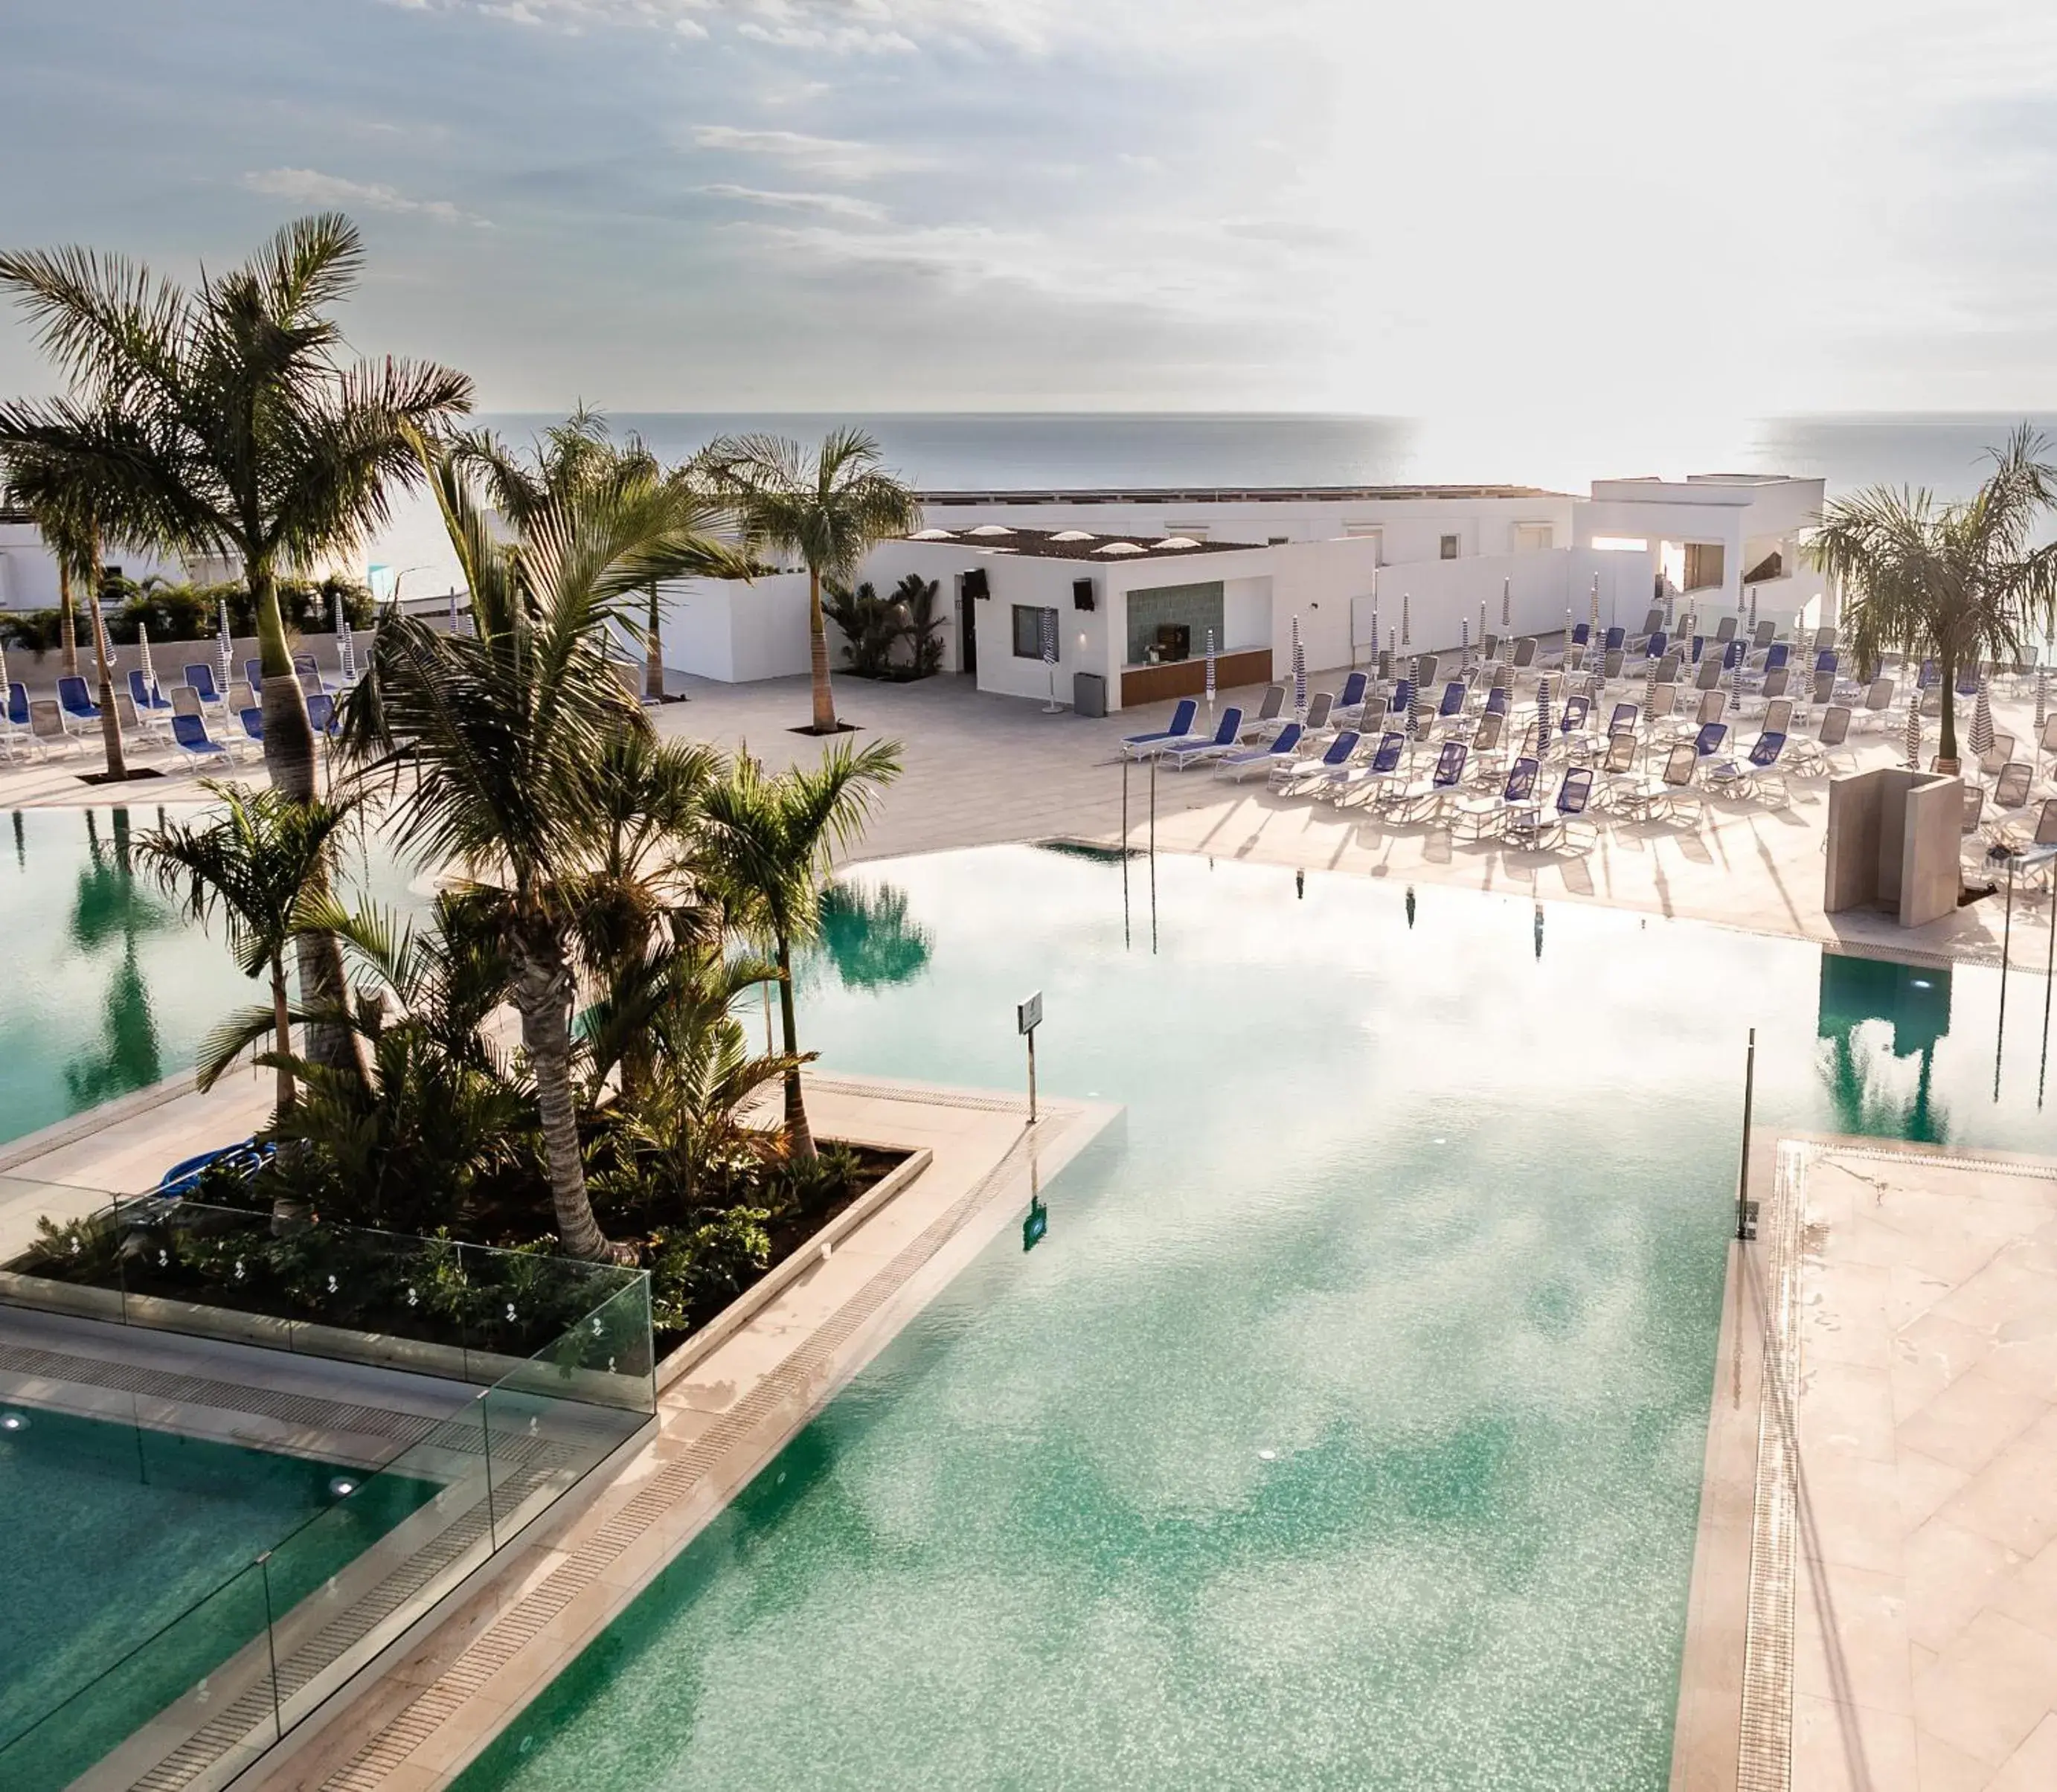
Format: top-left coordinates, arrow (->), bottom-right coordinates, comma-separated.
62,809 -> 170,1104
808,881 -> 934,994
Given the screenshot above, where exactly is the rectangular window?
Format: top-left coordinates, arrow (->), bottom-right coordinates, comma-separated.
1593,535 -> 1650,553
1012,604 -> 1056,659
1440,534 -> 1461,560
1683,542 -> 1725,591
1514,524 -> 1553,553
1164,522 -> 1211,540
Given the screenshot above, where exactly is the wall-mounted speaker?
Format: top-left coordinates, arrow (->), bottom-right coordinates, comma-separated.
1072,578 -> 1096,612
962,568 -> 989,601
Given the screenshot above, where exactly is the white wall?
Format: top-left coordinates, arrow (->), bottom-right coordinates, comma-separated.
656,571 -> 815,683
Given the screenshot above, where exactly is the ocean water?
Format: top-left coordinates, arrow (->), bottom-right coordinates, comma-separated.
367,412 -> 2057,598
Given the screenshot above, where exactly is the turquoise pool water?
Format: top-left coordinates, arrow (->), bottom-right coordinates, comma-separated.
0,806 -> 417,1149
451,846 -> 2057,1791
0,1405 -> 435,1788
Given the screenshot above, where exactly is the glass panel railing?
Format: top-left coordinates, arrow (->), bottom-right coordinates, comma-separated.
0,1195 -> 656,1785
0,1558 -> 277,1792
262,1398 -> 497,1736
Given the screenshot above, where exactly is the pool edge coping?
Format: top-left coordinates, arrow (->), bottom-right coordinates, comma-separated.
240,1075 -> 1120,1792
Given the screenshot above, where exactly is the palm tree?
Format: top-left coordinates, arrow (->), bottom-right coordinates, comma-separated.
135,783 -> 358,1120
1807,425 -> 2057,765
0,215 -> 471,1048
699,739 -> 902,1158
13,472 -> 124,777
699,428 -> 922,733
337,430 -> 748,1260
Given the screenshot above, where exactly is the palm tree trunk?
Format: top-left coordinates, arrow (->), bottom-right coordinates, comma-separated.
511,931 -> 612,1259
645,582 -> 665,702
247,557 -> 357,1075
58,564 -> 78,678
271,960 -> 296,1114
774,935 -> 815,1160
806,568 -> 837,733
89,590 -> 126,780
1939,651 -> 1958,764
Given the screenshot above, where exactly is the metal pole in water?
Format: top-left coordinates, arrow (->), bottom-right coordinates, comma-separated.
1122,754 -> 1131,950
2042,873 -> 2056,1108
1997,855 -> 2016,1102
1149,753 -> 1158,954
1736,1027 -> 1757,1242
1026,1025 -> 1038,1125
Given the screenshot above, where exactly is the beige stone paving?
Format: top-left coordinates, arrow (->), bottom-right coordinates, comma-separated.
1785,1141 -> 2057,1790
8,662 -> 2044,963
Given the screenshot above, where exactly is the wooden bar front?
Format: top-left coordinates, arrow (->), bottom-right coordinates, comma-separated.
1120,648 -> 1271,709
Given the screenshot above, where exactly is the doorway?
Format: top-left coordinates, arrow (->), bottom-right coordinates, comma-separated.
958,585 -> 978,675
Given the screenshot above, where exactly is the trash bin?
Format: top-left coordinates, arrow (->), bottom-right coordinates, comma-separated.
1072,671 -> 1107,718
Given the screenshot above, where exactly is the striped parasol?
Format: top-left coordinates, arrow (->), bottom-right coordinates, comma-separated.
1565,606 -> 1575,666
447,587 -> 460,635
1536,674 -> 1553,763
1040,604 -> 1059,712
1399,592 -> 1411,651
1748,587 -> 1758,635
1291,614 -> 1306,719
1204,628 -> 1216,719
217,596 -> 234,698
1732,635 -> 1748,726
1501,578 -> 1511,632
1643,650 -> 1659,736
2037,664 -> 2048,734
1969,674 -> 1995,763
1477,600 -> 1486,661
1588,574 -> 1600,646
90,591 -> 116,684
1367,608 -> 1378,677
1460,617 -> 1470,668
138,620 -> 161,709
1663,578 -> 1675,629
1904,691 -> 1922,770
333,588 -> 355,682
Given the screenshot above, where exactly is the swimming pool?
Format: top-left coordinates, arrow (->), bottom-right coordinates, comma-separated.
445,844 -> 2054,1791
0,806 -> 417,1149
0,1404 -> 435,1788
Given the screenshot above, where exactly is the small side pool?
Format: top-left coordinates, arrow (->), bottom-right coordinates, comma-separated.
0,1404 -> 437,1788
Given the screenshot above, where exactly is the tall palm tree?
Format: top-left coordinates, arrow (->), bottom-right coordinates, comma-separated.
0,214 -> 470,1047
1807,425 -> 2057,764
135,783 -> 358,1120
699,428 -> 922,733
338,430 -> 748,1260
699,739 -> 902,1158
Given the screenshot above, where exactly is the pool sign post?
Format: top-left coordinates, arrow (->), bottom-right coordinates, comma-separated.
1018,990 -> 1043,1124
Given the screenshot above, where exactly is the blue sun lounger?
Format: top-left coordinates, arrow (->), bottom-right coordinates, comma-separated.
1274,728 -> 1361,792
1121,697 -> 1199,759
1161,707 -> 1245,770
1216,722 -> 1303,780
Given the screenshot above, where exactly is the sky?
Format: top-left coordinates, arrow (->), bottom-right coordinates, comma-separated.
2,0 -> 2057,436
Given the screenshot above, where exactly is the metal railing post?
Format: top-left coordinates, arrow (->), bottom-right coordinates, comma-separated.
1736,1027 -> 1757,1242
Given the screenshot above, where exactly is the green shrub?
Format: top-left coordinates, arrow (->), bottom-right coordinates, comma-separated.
648,1209 -> 772,1332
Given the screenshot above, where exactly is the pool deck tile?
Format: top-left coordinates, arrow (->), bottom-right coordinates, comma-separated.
1704,1138 -> 2057,1791
7,663 -> 2050,970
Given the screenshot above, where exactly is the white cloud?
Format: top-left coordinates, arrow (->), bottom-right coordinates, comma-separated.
241,167 -> 487,226
699,183 -> 888,220
685,124 -> 925,180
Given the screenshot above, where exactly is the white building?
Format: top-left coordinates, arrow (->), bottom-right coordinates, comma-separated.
660,473 -> 1832,714
0,506 -> 234,608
